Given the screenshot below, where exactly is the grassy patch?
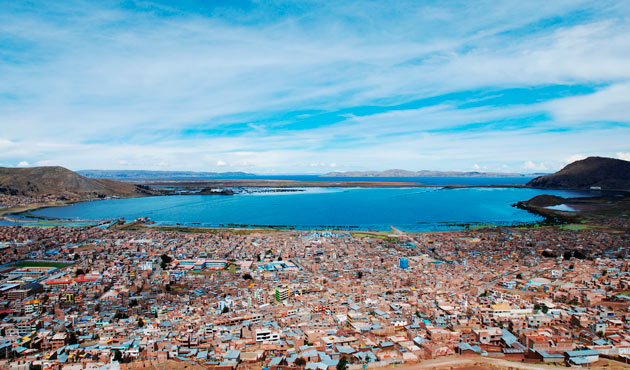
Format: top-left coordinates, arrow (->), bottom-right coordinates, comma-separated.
131,225 -> 292,235
558,224 -> 600,230
13,261 -> 69,268
352,232 -> 388,239
351,232 -> 401,244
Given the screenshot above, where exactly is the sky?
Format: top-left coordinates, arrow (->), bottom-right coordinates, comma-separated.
0,0 -> 629,174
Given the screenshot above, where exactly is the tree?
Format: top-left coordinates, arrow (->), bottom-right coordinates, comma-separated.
337,356 -> 348,370
160,254 -> 173,269
75,268 -> 85,277
541,250 -> 556,258
113,349 -> 123,362
574,250 -> 586,259
137,318 -> 145,328
222,306 -> 230,314
295,357 -> 306,366
242,273 -> 253,280
357,271 -> 363,279
68,331 -> 78,345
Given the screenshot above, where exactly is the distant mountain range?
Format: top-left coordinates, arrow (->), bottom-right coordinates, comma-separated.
323,169 -> 536,177
78,170 -> 256,180
527,156 -> 630,190
0,166 -> 152,198
3,157 -> 628,199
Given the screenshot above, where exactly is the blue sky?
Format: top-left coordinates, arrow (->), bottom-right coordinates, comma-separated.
0,0 -> 629,174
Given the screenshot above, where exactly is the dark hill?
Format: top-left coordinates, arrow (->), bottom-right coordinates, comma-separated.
527,157 -> 630,190
0,166 -> 153,198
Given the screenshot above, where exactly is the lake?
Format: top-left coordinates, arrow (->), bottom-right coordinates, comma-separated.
26,186 -> 587,232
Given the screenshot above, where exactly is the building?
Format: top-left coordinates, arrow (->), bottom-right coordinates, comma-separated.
275,287 -> 290,302
255,328 -> 281,342
565,349 -> 600,366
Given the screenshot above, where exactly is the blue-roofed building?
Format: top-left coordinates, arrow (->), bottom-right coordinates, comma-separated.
501,329 -> 518,347
336,345 -> 355,355
305,362 -> 328,370
457,342 -> 482,355
224,349 -> 241,361
354,351 -> 377,363
528,350 -> 564,363
269,357 -> 284,366
565,349 -> 599,365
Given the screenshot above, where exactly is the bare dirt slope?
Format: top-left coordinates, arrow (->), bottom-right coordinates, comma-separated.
0,166 -> 150,197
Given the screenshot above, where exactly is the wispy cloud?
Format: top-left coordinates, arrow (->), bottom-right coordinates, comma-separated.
0,0 -> 629,172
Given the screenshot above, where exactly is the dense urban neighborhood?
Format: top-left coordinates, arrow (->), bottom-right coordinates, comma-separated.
0,194 -> 629,369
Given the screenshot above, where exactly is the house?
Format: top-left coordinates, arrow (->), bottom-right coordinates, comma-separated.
473,327 -> 502,345
526,349 -> 564,363
565,349 -> 599,366
50,333 -> 67,350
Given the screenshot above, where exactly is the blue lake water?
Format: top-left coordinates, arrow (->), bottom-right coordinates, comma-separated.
165,175 -> 534,186
26,187 -> 587,232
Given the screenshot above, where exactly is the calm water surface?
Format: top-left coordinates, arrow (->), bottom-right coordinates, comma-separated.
28,187 -> 587,231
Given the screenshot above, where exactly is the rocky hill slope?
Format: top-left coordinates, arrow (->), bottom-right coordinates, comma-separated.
527,157 -> 630,190
0,166 -> 152,198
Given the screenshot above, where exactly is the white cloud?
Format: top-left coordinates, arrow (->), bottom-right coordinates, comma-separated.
34,160 -> 54,166
617,152 -> 630,161
547,83 -> 630,123
17,161 -> 29,167
523,161 -> 547,171
0,1 -> 629,172
563,154 -> 587,164
473,164 -> 480,170
0,139 -> 15,150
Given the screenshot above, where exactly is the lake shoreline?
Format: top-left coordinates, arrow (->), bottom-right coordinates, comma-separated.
5,185 -> 590,232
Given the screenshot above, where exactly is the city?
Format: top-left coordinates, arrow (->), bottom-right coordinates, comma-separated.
0,206 -> 628,369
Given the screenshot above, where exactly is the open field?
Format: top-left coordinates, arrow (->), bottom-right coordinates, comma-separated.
12,261 -> 69,268
122,224 -> 300,236
388,355 -> 630,370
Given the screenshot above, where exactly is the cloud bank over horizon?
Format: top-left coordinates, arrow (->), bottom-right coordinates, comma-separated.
0,0 -> 629,174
